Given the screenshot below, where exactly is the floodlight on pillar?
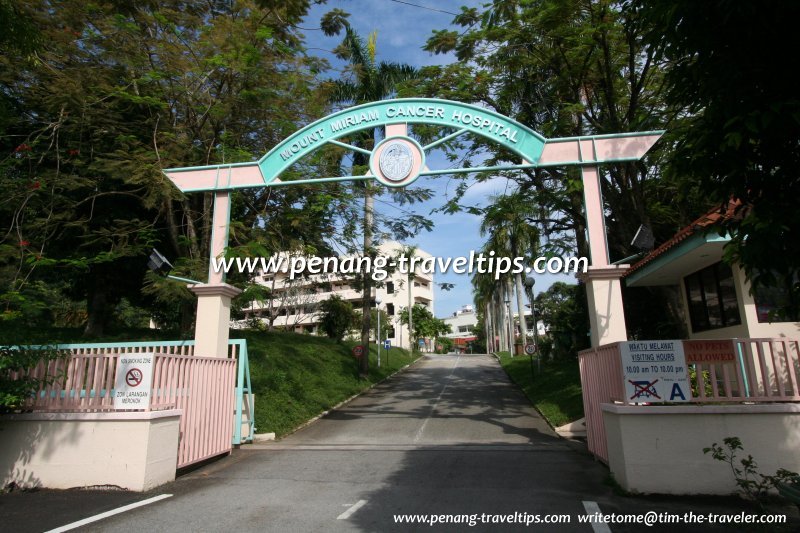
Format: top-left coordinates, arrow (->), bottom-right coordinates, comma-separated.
147,248 -> 201,285
631,224 -> 655,251
147,248 -> 172,276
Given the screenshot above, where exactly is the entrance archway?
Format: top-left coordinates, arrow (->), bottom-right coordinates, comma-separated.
163,98 -> 662,357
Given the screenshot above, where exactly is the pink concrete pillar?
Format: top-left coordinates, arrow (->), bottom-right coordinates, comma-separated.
208,191 -> 231,285
581,158 -> 628,347
191,191 -> 241,358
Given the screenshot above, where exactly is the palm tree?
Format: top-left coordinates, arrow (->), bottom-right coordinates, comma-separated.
397,244 -> 418,353
480,193 -> 540,353
329,26 -> 417,374
472,268 -> 498,352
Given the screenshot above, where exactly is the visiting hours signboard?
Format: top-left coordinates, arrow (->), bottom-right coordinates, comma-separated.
620,340 -> 690,403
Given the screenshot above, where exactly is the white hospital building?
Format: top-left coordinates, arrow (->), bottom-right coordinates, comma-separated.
238,241 -> 434,349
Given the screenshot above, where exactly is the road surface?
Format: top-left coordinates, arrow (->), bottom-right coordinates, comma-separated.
4,354 -> 786,532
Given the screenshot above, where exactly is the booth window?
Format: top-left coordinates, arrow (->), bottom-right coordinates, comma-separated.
685,262 -> 741,332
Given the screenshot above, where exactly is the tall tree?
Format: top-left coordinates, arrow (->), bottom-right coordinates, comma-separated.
0,0 -> 335,335
324,21 -> 417,374
480,193 -> 540,348
418,0 -> 696,338
399,304 -> 450,347
635,0 -> 800,319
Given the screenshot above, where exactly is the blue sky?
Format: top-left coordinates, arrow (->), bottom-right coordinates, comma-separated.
301,1 -> 574,317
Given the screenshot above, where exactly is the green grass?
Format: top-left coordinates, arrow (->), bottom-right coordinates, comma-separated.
497,352 -> 584,428
236,330 -> 418,437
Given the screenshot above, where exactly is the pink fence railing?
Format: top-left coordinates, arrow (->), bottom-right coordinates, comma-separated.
691,338 -> 800,402
578,338 -> 800,463
15,347 -> 236,468
578,343 -> 625,465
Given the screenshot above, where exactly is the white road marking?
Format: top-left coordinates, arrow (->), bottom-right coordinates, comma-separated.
337,499 -> 367,520
582,501 -> 612,533
45,494 -> 173,532
413,354 -> 460,443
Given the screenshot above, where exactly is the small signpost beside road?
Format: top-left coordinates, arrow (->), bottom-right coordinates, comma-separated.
621,340 -> 690,403
352,345 -> 364,359
524,343 -> 537,356
383,339 -> 391,350
114,353 -> 154,409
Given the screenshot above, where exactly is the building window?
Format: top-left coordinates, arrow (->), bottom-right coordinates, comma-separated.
458,325 -> 470,333
386,281 -> 394,294
386,303 -> 395,316
684,262 -> 741,332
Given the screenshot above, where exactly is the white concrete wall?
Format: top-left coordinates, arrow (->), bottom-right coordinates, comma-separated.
0,410 -> 181,492
734,265 -> 800,338
602,403 -> 800,495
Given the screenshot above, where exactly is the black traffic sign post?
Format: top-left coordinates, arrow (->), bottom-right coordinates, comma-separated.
524,343 -> 538,383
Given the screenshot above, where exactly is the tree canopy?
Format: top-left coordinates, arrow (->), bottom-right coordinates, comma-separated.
1,0 -> 340,335
2,0 -> 798,343
399,304 -> 450,343
635,0 -> 800,318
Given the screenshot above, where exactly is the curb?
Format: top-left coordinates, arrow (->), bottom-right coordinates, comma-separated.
491,352 -> 568,435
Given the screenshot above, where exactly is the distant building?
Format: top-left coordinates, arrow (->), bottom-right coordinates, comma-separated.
512,309 -> 547,338
237,241 -> 434,349
442,305 -> 478,351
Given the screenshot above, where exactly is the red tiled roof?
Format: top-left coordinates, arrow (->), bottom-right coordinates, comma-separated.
625,200 -> 742,277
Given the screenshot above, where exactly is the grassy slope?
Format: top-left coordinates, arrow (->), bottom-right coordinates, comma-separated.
497,352 -> 584,428
236,330 -> 417,437
1,325 -> 417,438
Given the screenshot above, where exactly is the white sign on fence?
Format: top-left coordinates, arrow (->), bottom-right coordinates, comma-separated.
620,340 -> 690,403
114,353 -> 155,409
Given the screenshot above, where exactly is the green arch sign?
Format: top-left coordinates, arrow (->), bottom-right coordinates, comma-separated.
163,97 -> 663,193
164,97 -> 665,355
261,98 -> 546,181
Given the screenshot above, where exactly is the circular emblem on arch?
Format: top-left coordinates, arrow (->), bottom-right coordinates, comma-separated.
370,136 -> 425,188
380,142 -> 413,181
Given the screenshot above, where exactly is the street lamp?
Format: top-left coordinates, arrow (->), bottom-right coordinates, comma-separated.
524,276 -> 540,375
395,315 -> 403,350
504,297 -> 514,355
375,297 -> 382,368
